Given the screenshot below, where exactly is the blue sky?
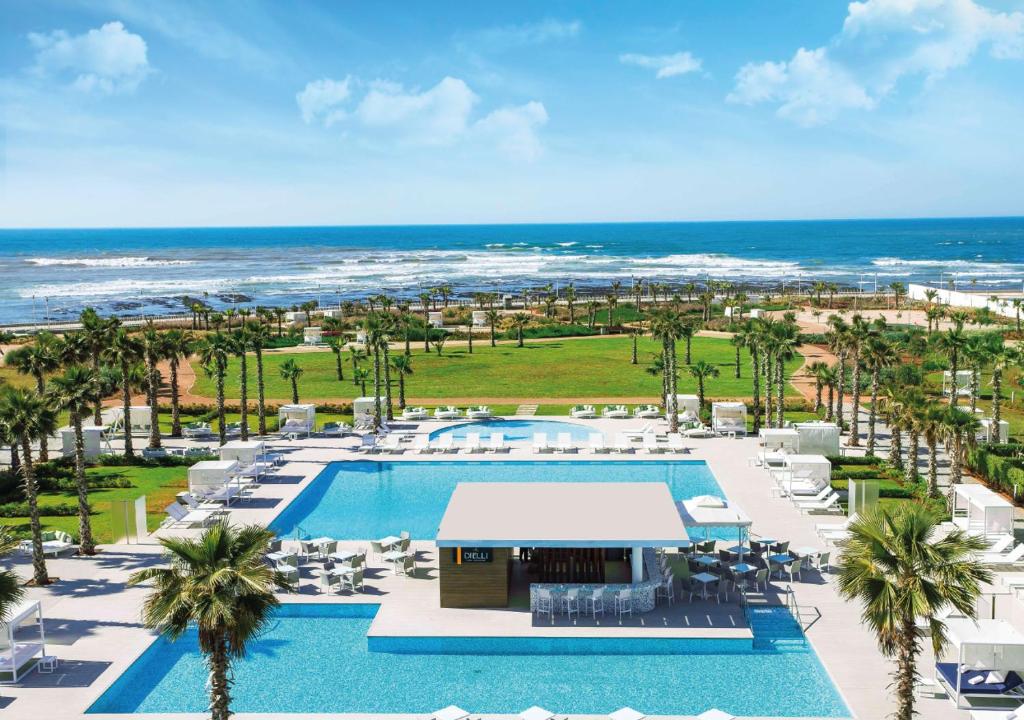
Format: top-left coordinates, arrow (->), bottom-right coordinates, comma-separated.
1,0 -> 1023,227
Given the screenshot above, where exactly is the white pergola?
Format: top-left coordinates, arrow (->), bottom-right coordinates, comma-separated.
672,394 -> 700,418
936,618 -> 1024,708
711,402 -> 747,435
108,406 -> 153,436
219,440 -> 266,466
951,484 -> 1014,537
794,422 -> 841,456
676,495 -> 752,557
278,404 -> 315,436
0,600 -> 45,683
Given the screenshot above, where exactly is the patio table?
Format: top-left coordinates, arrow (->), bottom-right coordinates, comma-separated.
378,535 -> 401,549
731,563 -> 756,575
330,550 -> 357,563
692,571 -> 719,599
769,553 -> 794,565
693,555 -> 717,567
792,546 -> 821,559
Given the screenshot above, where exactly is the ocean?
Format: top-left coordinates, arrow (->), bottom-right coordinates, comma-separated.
0,217 -> 1022,325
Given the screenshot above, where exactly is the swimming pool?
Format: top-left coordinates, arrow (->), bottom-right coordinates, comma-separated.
89,604 -> 850,716
429,419 -> 592,442
271,460 -> 726,540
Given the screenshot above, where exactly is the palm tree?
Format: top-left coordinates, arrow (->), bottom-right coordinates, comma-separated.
327,336 -> 346,381
273,307 -> 287,337
80,308 -> 114,426
825,316 -> 851,429
196,333 -> 233,446
278,359 -> 303,405
246,321 -> 271,436
162,329 -> 193,438
989,342 -> 1019,427
378,315 -> 397,422
678,321 -> 698,365
0,528 -> 25,622
5,333 -> 59,461
0,388 -> 57,584
565,283 -> 577,324
688,361 -> 720,416
485,309 -> 500,347
348,346 -> 366,383
962,334 -> 991,414
770,321 -> 800,427
821,364 -> 839,422
105,328 -> 143,459
933,327 -> 968,406
943,406 -> 981,507
390,354 -> 413,409
128,523 -> 290,720
734,320 -> 763,433
140,324 -> 165,450
805,361 -> 829,413
353,367 -> 369,396
919,404 -> 946,497
605,294 -> 618,327
845,315 -> 872,447
862,337 -> 897,456
508,313 -> 530,348
649,309 -> 687,431
49,366 -> 100,554
729,334 -> 744,379
836,505 -> 990,720
232,327 -> 252,441
362,313 -> 386,428
417,292 -> 432,352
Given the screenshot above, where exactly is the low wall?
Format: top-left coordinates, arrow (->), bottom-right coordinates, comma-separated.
908,283 -> 1018,319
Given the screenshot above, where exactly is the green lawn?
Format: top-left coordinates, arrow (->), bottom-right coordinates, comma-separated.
2,465 -> 189,543
194,336 -> 801,401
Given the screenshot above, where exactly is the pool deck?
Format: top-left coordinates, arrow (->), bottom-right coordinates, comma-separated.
2,417 -> 981,720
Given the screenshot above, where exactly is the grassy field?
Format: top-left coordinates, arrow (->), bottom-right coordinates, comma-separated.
193,336 -> 801,401
3,464 -> 188,543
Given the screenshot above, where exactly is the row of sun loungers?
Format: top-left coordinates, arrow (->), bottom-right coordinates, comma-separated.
570,404 -> 663,419
400,406 -> 494,421
433,704 -> 733,720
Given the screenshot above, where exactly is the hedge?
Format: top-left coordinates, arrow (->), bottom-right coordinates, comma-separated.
0,501 -> 83,518
965,444 -> 1024,496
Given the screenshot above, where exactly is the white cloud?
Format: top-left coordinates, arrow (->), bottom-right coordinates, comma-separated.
729,0 -> 1024,124
474,101 -> 548,161
729,48 -> 876,126
355,76 -> 479,146
473,18 -> 581,49
28,21 -> 149,94
619,51 -> 703,78
296,77 -> 351,126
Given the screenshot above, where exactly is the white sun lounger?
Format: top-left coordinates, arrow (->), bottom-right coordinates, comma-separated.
643,434 -> 662,454
683,425 -> 715,438
796,492 -> 842,514
554,432 -> 575,453
984,534 -> 1016,554
402,407 -> 429,421
667,433 -> 687,453
533,433 -> 551,453
164,502 -> 214,528
380,435 -> 404,454
411,435 -> 431,454
588,434 -> 609,453
789,485 -> 832,505
487,433 -> 508,453
432,706 -> 472,720
463,432 -> 482,453
571,405 -> 596,418
602,405 -> 629,419
433,435 -> 457,454
978,543 -> 1024,565
613,433 -> 633,453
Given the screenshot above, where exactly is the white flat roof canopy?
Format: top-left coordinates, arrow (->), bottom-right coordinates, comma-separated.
677,496 -> 752,528
954,484 -> 1012,508
436,482 -> 689,548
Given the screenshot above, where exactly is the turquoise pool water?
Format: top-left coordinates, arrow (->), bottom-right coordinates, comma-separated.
89,604 -> 849,716
429,419 -> 593,442
271,460 -> 729,540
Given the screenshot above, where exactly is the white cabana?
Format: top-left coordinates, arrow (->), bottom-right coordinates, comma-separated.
979,418 -> 1010,444
711,402 -> 747,435
428,311 -> 443,328
723,306 -> 739,318
321,309 -> 344,319
0,600 -> 46,683
108,406 -> 153,436
278,404 -> 315,436
759,428 -> 799,451
794,422 -> 841,456
352,397 -> 386,418
749,308 -> 763,319
303,326 -> 323,345
676,495 -> 752,556
936,618 -> 1024,708
60,425 -> 104,459
285,311 -> 307,324
219,440 -> 265,466
951,484 -> 1014,537
943,370 -> 973,398
472,310 -> 488,327
782,454 -> 832,481
188,460 -> 239,494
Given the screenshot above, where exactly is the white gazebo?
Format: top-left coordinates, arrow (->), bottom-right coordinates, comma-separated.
775,454 -> 832,496
278,404 -> 315,436
672,394 -> 700,421
321,309 -> 344,320
108,406 -> 153,436
0,600 -> 46,683
219,440 -> 265,466
943,370 -> 973,399
711,402 -> 747,436
428,311 -> 443,328
676,495 -> 752,554
936,618 -> 1024,708
979,418 -> 1010,444
749,308 -> 763,319
951,484 -> 1014,537
352,397 -> 386,418
285,311 -> 307,324
472,310 -> 488,327
60,425 -> 105,460
303,326 -> 323,346
794,422 -> 841,456
188,460 -> 239,495
758,428 -> 800,466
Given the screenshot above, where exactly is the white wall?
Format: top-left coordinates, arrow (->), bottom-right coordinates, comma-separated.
908,283 -> 1017,319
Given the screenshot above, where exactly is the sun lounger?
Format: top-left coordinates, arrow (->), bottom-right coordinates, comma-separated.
487,432 -> 508,453
198,484 -> 246,505
321,421 -> 351,437
434,406 -> 461,420
554,432 -> 575,453
570,404 -> 596,418
466,406 -> 493,419
796,492 -> 842,514
588,434 -> 609,453
608,708 -> 646,720
666,433 -> 687,453
401,407 -> 429,421
433,435 -> 457,453
182,422 -> 212,438
411,435 -> 431,454
39,530 -> 77,557
633,404 -> 661,419
642,434 -> 662,454
432,706 -> 472,720
519,707 -> 560,720
533,433 -> 551,453
985,534 -> 1016,554
380,435 -> 404,454
164,502 -> 214,528
602,405 -> 629,419
978,543 -> 1024,565
612,433 -> 633,453
463,432 -> 482,453
682,425 -> 715,438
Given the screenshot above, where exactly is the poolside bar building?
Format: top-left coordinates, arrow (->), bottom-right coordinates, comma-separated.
435,482 -> 688,609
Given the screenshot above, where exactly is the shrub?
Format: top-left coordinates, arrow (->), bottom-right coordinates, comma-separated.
0,501 -> 83,518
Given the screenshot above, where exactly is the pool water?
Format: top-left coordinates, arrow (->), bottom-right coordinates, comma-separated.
429,419 -> 593,442
89,604 -> 850,716
271,460 -> 729,540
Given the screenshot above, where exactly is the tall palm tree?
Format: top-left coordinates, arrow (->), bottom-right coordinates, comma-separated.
729,333 -> 744,379
688,361 -> 720,416
278,359 -> 303,405
565,283 -> 577,324
348,345 -> 366,384
5,333 -> 59,461
246,322 -> 271,436
943,407 -> 981,505
900,391 -> 925,485
417,292 -> 432,353
196,333 -> 233,446
862,336 -> 897,456
846,315 -> 872,447
919,404 -> 946,497
105,328 -> 143,459
825,316 -> 851,430
821,364 -> 839,422
162,329 -> 194,438
933,327 -> 968,407
140,324 -> 165,450
962,334 -> 990,414
362,313 -> 386,428
232,328 -> 252,441
649,309 -> 686,431
80,308 -> 114,426
327,336 -> 346,381
678,322 -> 697,365
805,361 -> 829,413
391,354 -> 413,409
128,523 -> 290,720
770,321 -> 800,427
836,505 -> 990,720
0,528 -> 25,622
0,388 -> 57,584
508,313 -> 530,348
485,309 -> 500,347
989,342 -> 1019,427
605,294 -> 618,327
353,367 -> 369,396
379,314 -> 397,422
49,366 -> 100,554
735,320 -> 763,434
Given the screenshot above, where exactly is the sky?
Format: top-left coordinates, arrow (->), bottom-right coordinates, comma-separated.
1,0 -> 1023,228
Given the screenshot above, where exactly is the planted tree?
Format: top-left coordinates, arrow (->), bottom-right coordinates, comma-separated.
49,366 -> 100,555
